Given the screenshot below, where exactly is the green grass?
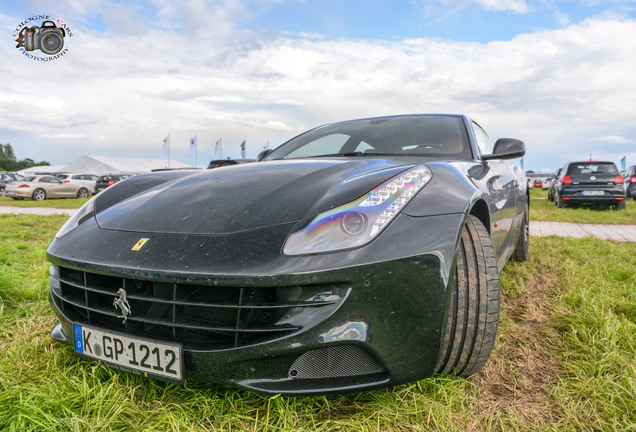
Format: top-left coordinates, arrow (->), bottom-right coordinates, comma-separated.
0,196 -> 89,209
0,214 -> 635,431
529,188 -> 636,224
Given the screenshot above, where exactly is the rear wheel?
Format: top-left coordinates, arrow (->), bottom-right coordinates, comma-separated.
556,193 -> 566,208
511,202 -> 529,262
77,188 -> 89,198
617,200 -> 626,209
435,215 -> 500,376
32,188 -> 46,201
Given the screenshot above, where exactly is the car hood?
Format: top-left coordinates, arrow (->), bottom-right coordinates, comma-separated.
94,159 -> 414,235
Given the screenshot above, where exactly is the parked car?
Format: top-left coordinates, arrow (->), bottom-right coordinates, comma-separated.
555,161 -> 625,209
532,179 -> 543,188
0,172 -> 25,196
95,174 -> 132,193
542,177 -> 552,189
5,175 -> 91,200
47,114 -> 528,395
548,168 -> 561,201
207,159 -> 255,169
624,165 -> 636,200
55,173 -> 100,194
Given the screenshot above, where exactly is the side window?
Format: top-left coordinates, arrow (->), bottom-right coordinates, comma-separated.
472,122 -> 493,156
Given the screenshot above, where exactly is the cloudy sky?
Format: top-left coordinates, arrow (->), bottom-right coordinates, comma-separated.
2,0 -> 636,171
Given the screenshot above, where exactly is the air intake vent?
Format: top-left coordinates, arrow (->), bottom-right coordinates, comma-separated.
288,345 -> 386,379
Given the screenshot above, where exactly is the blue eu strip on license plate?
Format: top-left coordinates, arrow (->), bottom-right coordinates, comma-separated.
73,324 -> 183,381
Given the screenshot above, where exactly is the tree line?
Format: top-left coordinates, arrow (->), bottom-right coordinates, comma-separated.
0,142 -> 50,171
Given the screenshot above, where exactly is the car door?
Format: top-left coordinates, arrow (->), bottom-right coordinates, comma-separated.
47,176 -> 73,197
471,122 -> 520,265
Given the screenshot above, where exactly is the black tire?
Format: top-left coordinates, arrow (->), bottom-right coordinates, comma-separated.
617,200 -> 626,209
511,201 -> 529,262
77,188 -> 89,198
556,194 -> 566,208
435,215 -> 500,376
32,188 -> 46,201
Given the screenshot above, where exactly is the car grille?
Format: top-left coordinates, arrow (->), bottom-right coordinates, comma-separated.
50,266 -> 349,350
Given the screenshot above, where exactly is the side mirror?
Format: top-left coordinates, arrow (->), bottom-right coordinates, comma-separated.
481,138 -> 525,160
257,149 -> 273,161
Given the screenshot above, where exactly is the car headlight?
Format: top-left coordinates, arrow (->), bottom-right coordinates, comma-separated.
55,197 -> 95,239
283,165 -> 432,255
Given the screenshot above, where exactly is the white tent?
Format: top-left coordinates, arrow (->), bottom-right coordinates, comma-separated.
18,165 -> 66,175
60,155 -> 191,175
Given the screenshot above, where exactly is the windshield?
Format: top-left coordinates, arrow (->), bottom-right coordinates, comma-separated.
265,115 -> 473,161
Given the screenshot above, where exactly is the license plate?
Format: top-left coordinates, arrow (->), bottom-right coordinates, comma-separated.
582,190 -> 604,196
73,324 -> 183,382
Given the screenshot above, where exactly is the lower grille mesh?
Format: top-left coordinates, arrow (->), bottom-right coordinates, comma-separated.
51,266 -> 346,350
288,345 -> 386,379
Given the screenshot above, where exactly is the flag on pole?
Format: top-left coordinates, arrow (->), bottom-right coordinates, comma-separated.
263,141 -> 270,151
214,138 -> 222,159
621,155 -> 626,171
162,135 -> 170,158
240,140 -> 246,159
189,136 -> 197,157
520,157 -> 524,171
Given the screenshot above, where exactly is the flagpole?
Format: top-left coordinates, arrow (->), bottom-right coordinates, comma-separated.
168,134 -> 171,168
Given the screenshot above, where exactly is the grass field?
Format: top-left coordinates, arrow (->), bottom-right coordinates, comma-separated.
0,214 -> 634,431
0,196 -> 90,209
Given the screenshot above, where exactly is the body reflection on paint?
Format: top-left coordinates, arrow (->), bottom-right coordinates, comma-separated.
320,320 -> 369,342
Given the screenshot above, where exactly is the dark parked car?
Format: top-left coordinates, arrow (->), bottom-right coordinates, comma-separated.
206,159 -> 255,169
47,114 -> 528,395
0,172 -> 25,196
95,174 -> 132,193
548,168 -> 561,201
624,165 -> 636,200
555,161 -> 625,208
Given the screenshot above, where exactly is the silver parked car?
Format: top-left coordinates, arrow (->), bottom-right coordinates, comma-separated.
5,175 -> 91,200
55,173 -> 100,194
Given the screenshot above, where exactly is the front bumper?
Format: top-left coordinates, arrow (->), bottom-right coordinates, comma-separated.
48,212 -> 464,395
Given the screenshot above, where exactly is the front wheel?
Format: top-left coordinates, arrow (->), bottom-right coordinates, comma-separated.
32,188 -> 46,201
435,215 -> 500,376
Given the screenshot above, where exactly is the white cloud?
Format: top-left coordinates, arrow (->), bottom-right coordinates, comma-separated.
419,0 -> 530,15
1,4 -> 636,169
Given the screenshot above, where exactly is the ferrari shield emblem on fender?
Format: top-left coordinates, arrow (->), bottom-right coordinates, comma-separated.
131,238 -> 149,251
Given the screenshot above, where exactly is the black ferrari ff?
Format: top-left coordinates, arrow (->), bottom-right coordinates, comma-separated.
47,114 -> 528,395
